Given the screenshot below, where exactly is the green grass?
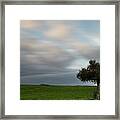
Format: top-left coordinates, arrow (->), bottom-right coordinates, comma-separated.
20,85 -> 99,100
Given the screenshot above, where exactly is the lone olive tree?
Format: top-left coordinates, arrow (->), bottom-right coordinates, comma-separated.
77,60 -> 100,99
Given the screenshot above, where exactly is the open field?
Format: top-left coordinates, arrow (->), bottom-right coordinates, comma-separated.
20,85 -> 98,100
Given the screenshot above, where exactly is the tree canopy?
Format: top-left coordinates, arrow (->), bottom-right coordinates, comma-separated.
77,60 -> 100,87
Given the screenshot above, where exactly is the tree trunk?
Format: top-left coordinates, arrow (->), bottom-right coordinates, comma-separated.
96,79 -> 100,99
97,80 -> 100,90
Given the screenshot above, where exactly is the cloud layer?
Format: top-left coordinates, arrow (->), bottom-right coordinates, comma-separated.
20,20 -> 100,76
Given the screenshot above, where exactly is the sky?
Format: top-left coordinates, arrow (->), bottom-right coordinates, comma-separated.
20,20 -> 100,79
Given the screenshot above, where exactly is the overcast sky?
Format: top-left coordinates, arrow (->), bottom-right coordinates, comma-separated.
20,20 -> 100,76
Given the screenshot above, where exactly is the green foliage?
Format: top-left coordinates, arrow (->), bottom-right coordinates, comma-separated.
77,60 -> 100,99
20,85 -> 98,100
77,60 -> 100,85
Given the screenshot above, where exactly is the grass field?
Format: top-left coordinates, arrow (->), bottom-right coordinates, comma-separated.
20,85 -> 98,100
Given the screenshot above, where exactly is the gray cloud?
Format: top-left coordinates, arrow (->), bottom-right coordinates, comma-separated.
20,20 -> 100,76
